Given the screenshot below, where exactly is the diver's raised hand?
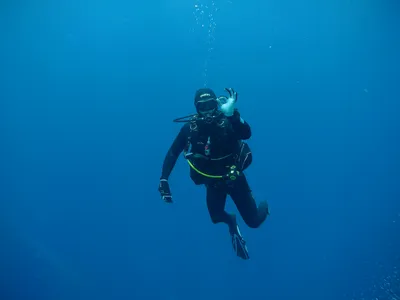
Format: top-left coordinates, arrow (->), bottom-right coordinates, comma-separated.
220,88 -> 238,117
225,88 -> 238,103
158,179 -> 173,203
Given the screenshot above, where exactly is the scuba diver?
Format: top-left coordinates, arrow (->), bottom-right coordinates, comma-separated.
158,87 -> 269,260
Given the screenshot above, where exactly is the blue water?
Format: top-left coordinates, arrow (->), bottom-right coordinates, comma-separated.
1,1 -> 399,300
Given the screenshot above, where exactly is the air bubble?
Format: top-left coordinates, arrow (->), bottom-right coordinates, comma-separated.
192,0 -> 220,87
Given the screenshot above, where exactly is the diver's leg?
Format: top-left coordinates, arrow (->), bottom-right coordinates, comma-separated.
206,183 -> 235,230
229,174 -> 269,229
207,182 -> 249,260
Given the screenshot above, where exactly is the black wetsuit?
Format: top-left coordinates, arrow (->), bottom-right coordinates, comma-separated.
161,110 -> 267,230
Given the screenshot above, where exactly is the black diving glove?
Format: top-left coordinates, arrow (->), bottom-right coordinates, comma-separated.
158,179 -> 173,203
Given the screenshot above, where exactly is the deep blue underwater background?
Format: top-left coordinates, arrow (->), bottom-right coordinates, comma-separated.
1,1 -> 400,300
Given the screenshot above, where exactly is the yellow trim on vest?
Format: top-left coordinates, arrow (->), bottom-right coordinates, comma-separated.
186,159 -> 224,179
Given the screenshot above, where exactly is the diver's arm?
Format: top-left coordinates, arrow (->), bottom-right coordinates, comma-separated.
160,124 -> 189,180
228,109 -> 252,140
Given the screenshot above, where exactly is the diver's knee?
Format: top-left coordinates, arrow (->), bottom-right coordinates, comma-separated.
210,217 -> 219,224
244,218 -> 262,229
244,210 -> 268,228
210,215 -> 223,224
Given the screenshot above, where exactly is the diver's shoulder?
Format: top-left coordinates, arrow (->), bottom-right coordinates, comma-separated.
181,121 -> 191,129
179,122 -> 191,134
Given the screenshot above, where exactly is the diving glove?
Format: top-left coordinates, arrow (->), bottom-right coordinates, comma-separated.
158,179 -> 173,203
219,88 -> 238,117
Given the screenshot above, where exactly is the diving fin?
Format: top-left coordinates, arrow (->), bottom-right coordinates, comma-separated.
231,224 -> 250,260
